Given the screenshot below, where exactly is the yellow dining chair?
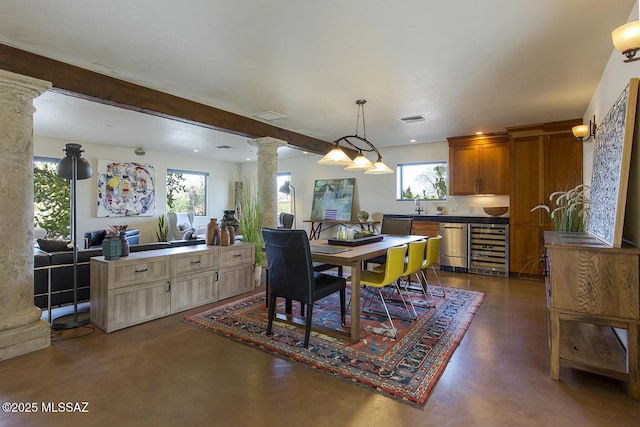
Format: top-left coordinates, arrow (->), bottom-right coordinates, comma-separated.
349,244 -> 409,338
420,235 -> 444,302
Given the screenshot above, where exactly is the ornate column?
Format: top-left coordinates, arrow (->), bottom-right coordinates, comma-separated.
247,137 -> 287,229
0,70 -> 52,360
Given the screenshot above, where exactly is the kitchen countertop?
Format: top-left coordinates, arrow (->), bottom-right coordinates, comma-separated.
383,213 -> 510,224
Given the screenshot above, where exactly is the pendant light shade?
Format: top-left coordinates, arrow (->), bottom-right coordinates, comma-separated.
317,145 -> 353,166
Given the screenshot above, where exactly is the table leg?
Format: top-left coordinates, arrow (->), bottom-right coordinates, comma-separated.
310,222 -> 322,240
349,261 -> 361,342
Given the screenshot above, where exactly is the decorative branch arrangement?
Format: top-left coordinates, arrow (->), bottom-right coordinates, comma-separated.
531,184 -> 590,232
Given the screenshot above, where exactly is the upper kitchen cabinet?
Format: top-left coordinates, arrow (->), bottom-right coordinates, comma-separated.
447,133 -> 510,195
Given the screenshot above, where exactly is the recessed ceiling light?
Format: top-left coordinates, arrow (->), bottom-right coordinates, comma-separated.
193,149 -> 199,153
476,131 -> 484,135
253,111 -> 287,121
410,139 -> 416,143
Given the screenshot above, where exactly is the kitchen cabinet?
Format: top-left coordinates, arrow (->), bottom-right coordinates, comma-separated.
508,120 -> 582,275
411,220 -> 440,237
447,133 -> 510,195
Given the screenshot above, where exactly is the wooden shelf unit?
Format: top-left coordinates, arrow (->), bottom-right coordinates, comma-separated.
544,231 -> 640,399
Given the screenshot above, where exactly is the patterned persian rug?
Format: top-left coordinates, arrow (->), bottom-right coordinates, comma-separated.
184,284 -> 484,407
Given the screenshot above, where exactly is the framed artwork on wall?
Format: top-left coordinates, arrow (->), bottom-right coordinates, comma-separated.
310,178 -> 355,221
588,78 -> 638,247
97,160 -> 155,217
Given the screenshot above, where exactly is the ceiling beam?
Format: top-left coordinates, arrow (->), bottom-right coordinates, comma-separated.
0,43 -> 344,156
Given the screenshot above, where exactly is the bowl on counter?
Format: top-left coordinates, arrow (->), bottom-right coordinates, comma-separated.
483,206 -> 509,216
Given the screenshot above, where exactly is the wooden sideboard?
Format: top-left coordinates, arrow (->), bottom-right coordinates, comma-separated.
544,231 -> 639,399
90,243 -> 255,333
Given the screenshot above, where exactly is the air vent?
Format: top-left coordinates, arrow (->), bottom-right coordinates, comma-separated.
400,114 -> 428,124
253,111 -> 287,121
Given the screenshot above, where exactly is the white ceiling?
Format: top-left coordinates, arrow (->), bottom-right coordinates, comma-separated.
1,0 -> 636,162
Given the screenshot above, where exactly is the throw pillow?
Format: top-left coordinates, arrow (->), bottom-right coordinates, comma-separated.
106,224 -> 128,236
37,239 -> 72,252
178,223 -> 191,232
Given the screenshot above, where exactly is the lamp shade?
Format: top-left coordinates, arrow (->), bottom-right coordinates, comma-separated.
345,152 -> 374,171
279,181 -> 292,195
56,143 -> 93,180
612,21 -> 640,54
364,160 -> 394,174
318,146 -> 353,166
572,124 -> 589,139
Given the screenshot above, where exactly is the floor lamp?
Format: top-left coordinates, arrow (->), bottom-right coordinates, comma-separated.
278,181 -> 296,229
52,143 -> 93,330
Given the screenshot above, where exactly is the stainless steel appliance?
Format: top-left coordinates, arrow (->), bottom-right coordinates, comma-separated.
439,222 -> 468,272
469,223 -> 509,277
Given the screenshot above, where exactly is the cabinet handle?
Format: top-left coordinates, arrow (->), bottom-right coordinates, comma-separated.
233,254 -> 242,258
135,268 -> 148,273
215,272 -> 219,281
166,281 -> 171,292
190,260 -> 201,264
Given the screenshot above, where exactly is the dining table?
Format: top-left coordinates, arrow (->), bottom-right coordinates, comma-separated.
309,234 -> 426,343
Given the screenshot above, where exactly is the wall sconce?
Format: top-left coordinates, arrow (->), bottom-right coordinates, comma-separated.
612,18 -> 640,62
318,100 -> 393,174
571,115 -> 597,142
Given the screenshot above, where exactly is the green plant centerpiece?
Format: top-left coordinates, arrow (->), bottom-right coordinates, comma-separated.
531,184 -> 590,232
238,180 -> 265,267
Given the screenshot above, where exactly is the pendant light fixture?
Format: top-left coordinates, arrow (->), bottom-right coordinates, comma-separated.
318,100 -> 393,174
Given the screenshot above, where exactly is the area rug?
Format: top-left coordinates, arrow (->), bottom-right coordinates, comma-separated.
184,285 -> 484,407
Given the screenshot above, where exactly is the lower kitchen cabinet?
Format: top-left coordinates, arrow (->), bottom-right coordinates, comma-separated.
411,221 -> 440,237
91,243 -> 255,332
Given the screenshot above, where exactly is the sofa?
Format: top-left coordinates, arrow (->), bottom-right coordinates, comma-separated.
83,228 -> 140,249
34,238 -> 205,311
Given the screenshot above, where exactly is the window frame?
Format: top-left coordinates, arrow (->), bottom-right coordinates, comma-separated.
166,168 -> 209,216
396,161 -> 448,201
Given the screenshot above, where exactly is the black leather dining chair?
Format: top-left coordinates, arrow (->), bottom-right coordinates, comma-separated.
262,228 -> 346,348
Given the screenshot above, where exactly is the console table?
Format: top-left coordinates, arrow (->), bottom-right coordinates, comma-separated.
90,243 -> 254,332
303,219 -> 380,240
544,231 -> 639,399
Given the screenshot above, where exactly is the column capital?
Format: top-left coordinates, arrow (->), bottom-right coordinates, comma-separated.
0,69 -> 51,98
247,137 -> 287,152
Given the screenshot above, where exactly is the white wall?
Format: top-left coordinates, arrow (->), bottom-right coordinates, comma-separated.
34,135 -> 241,243
276,141 -> 509,237
582,2 -> 640,185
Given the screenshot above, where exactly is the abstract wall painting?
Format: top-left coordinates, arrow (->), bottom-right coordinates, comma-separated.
97,160 -> 155,217
588,78 -> 638,247
310,178 -> 355,221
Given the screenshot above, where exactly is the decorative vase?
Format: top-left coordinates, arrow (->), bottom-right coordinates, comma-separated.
220,225 -> 230,246
357,211 -> 369,222
253,264 -> 262,287
228,226 -> 235,245
119,231 -> 130,257
206,218 -> 220,245
222,209 -> 240,231
102,236 -> 121,260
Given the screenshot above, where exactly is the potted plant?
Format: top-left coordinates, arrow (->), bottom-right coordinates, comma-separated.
238,180 -> 265,286
530,184 -> 590,232
156,215 -> 169,242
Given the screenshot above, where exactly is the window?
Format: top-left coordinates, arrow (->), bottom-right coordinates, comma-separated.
166,169 -> 208,215
34,156 -> 70,239
397,162 -> 448,201
277,172 -> 293,214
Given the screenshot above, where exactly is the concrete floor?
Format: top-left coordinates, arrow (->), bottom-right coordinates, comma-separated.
1,271 -> 639,427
